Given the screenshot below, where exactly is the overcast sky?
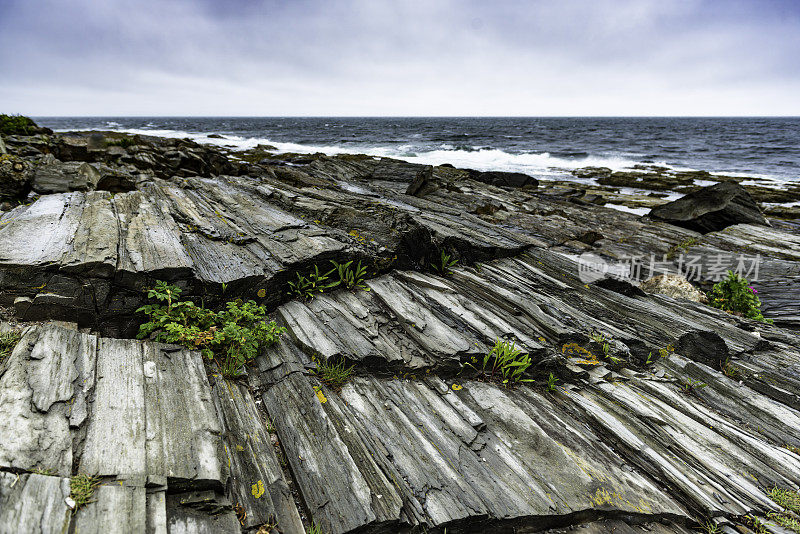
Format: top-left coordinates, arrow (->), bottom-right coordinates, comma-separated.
1,0 -> 798,116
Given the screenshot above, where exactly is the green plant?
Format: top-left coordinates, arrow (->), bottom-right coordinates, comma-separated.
679,377 -> 707,394
254,519 -> 278,533
136,282 -> 285,378
0,330 -> 21,364
431,250 -> 458,276
308,522 -> 324,534
769,487 -> 800,514
32,467 -> 54,476
105,136 -> 139,148
698,519 -> 721,534
0,114 -> 38,135
311,356 -> 354,389
330,260 -> 370,291
744,515 -> 768,534
708,270 -> 772,323
647,344 -> 674,365
288,265 -> 336,300
768,511 -> 800,532
265,418 -> 276,433
720,357 -> 743,380
666,237 -> 698,259
466,338 -> 533,386
546,373 -> 559,392
70,474 -> 101,511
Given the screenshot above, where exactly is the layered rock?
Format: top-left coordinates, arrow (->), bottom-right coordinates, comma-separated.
1,129 -> 800,533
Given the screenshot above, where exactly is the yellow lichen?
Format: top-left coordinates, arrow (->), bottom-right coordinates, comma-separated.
251,479 -> 265,498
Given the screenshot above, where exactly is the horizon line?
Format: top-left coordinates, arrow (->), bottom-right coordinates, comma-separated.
29,115 -> 800,119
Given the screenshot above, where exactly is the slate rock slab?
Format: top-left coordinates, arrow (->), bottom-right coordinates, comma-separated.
648,181 -> 769,233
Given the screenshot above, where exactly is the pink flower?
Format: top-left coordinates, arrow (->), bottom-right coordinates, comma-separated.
749,286 -> 758,294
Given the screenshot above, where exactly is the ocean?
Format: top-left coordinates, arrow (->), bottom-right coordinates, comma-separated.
35,117 -> 800,184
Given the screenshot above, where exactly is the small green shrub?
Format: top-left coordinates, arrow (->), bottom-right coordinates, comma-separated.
708,270 -> 772,323
136,281 -> 285,378
288,265 -> 337,300
70,474 -> 101,511
431,250 -> 458,276
466,338 -> 533,385
0,114 -> 38,135
312,356 -> 354,389
330,260 -> 369,291
0,330 -> 21,363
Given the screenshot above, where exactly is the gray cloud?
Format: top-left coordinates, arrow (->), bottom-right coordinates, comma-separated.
1,0 -> 798,115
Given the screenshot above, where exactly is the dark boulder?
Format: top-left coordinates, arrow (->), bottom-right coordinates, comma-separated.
675,330 -> 730,370
648,182 -> 769,233
0,155 -> 33,201
467,169 -> 538,188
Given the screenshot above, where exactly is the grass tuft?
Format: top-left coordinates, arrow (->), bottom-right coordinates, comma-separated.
0,330 -> 21,364
466,338 -> 533,386
769,487 -> 800,514
767,511 -> 800,532
312,356 -> 354,389
720,357 -> 743,379
70,474 -> 101,511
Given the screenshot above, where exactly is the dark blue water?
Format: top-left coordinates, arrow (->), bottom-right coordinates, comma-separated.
35,117 -> 800,182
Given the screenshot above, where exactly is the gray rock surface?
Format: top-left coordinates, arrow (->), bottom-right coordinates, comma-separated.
1,131 -> 799,533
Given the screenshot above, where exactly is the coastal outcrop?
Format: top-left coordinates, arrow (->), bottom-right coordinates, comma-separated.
1,123 -> 799,534
648,181 -> 770,233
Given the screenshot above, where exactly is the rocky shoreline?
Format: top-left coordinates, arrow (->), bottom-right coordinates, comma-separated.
1,121 -> 799,533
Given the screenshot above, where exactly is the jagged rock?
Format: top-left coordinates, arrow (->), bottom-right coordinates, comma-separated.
640,274 -> 707,303
649,181 -> 770,233
405,165 -> 435,196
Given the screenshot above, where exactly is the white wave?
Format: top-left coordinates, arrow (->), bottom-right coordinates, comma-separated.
53,125 -> 785,184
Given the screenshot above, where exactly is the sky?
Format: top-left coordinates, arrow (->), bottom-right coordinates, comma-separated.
1,0 -> 799,116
